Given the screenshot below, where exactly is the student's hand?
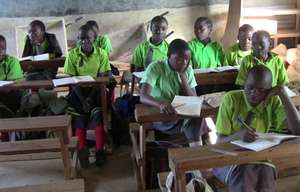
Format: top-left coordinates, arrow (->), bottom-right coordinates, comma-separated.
159,103 -> 176,115
238,127 -> 258,143
264,85 -> 285,104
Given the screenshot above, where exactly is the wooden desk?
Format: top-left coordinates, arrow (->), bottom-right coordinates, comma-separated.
20,57 -> 65,72
0,77 -> 110,132
169,138 -> 300,192
194,71 -> 238,85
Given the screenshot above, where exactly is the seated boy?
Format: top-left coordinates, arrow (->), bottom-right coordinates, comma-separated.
214,65 -> 300,192
236,30 -> 289,87
188,17 -> 224,69
22,20 -> 62,80
64,25 -> 111,167
224,24 -> 254,66
0,35 -> 24,141
131,15 -> 169,72
140,39 -> 206,144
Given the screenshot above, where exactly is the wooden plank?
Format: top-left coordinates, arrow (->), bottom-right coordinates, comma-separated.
0,137 -> 78,155
134,104 -> 217,123
243,8 -> 300,18
194,71 -> 238,85
272,30 -> 300,38
20,57 -> 65,72
0,115 -> 71,132
0,179 -> 84,192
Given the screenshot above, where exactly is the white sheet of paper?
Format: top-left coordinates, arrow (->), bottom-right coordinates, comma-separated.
132,71 -> 144,79
203,91 -> 226,108
52,77 -> 75,87
33,53 -> 50,61
284,86 -> 297,98
73,76 -> 95,83
231,133 -> 298,151
0,80 -> 14,87
171,96 -> 203,117
193,66 -> 239,74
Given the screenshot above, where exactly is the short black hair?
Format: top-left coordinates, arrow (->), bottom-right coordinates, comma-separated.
0,34 -> 5,43
30,20 -> 46,32
239,24 -> 254,34
252,30 -> 271,42
150,15 -> 168,29
195,17 -> 213,30
86,20 -> 99,30
168,39 -> 190,57
78,24 -> 94,39
247,64 -> 272,85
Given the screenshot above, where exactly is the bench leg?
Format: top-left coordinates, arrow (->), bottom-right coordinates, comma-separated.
59,131 -> 72,179
70,151 -> 78,179
174,171 -> 186,192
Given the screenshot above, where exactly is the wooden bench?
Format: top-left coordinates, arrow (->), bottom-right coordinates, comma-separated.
0,115 -> 76,179
0,178 -> 84,192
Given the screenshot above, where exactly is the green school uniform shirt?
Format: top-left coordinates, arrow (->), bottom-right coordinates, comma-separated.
94,35 -> 113,55
140,60 -> 197,103
216,90 -> 287,136
64,46 -> 111,78
235,53 -> 289,86
224,43 -> 252,66
188,39 -> 224,69
0,55 -> 23,80
131,40 -> 168,69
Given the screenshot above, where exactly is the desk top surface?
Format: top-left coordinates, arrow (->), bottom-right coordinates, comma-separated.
168,138 -> 300,171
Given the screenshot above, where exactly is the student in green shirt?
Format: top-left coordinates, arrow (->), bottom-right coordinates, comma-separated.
64,25 -> 111,168
0,35 -> 24,141
213,65 -> 300,192
23,20 -> 62,80
140,39 -> 206,143
188,17 -> 224,69
236,30 -> 289,87
131,15 -> 169,72
224,24 -> 254,66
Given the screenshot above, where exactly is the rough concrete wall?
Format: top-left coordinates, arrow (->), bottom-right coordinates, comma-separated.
0,0 -> 228,17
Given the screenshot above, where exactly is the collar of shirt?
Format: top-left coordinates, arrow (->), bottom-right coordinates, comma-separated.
147,39 -> 166,49
76,45 -> 97,57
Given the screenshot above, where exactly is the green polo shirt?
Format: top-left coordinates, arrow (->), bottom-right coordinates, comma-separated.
131,40 -> 168,69
216,90 -> 286,136
94,35 -> 113,55
0,55 -> 23,81
236,53 -> 289,86
188,39 -> 224,69
64,46 -> 110,78
140,60 -> 197,103
224,43 -> 252,66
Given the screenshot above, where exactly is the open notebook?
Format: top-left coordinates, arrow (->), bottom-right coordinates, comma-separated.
231,132 -> 299,151
52,76 -> 95,87
19,53 -> 50,62
0,81 -> 14,87
171,95 -> 203,117
193,66 -> 240,74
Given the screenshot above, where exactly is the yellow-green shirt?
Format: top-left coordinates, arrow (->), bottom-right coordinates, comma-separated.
94,35 -> 112,55
235,53 -> 289,86
224,43 -> 252,66
188,39 -> 224,69
131,40 -> 168,70
140,60 -> 197,103
216,90 -> 287,136
64,46 -> 110,78
0,55 -> 23,81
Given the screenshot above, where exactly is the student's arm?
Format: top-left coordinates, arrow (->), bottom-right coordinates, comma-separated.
217,128 -> 257,143
179,72 -> 196,96
130,44 -> 144,72
140,83 -> 176,114
266,86 -> 300,135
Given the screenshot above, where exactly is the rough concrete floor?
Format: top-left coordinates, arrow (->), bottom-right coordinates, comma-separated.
0,145 -> 299,192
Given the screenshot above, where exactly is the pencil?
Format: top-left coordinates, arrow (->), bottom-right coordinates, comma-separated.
237,116 -> 253,131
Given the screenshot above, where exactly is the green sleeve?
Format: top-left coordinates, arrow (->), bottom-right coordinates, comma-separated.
98,50 -> 111,73
216,93 -> 234,136
140,62 -> 159,88
64,51 -> 77,76
186,66 -> 197,89
7,57 -> 23,80
188,43 -> 197,69
217,44 -> 225,67
101,35 -> 113,54
131,44 -> 144,68
235,61 -> 248,86
270,97 -> 287,133
277,58 -> 289,85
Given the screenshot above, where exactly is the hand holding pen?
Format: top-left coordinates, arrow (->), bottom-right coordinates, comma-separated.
237,116 -> 258,143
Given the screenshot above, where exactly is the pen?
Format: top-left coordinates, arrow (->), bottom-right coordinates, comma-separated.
237,116 -> 253,131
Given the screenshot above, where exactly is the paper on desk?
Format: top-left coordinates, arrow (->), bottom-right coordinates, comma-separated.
52,76 -> 95,87
203,91 -> 226,108
171,95 -> 203,117
193,65 -> 239,74
19,53 -> 50,61
132,71 -> 144,79
0,80 -> 14,87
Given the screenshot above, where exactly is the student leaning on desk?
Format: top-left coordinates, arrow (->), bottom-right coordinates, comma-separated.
214,65 -> 300,192
139,38 -> 209,145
